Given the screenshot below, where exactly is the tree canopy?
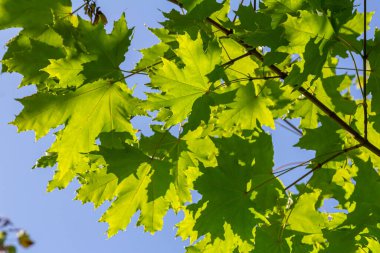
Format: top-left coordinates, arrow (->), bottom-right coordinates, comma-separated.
1,0 -> 380,251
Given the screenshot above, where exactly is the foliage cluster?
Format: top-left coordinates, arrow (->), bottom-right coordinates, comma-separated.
1,0 -> 380,251
0,217 -> 34,253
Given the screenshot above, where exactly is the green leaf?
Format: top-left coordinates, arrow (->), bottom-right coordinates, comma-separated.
236,5 -> 287,49
95,144 -> 173,236
296,116 -> 345,158
2,34 -> 64,87
135,42 -> 170,70
75,14 -> 133,83
13,80 -> 142,189
260,0 -> 306,27
42,54 -> 94,88
76,169 -> 118,208
254,223 -> 292,252
162,1 -> 225,37
281,10 -> 335,54
148,33 -> 221,126
287,190 -> 325,233
180,131 -> 284,243
2,0 -> 380,250
321,75 -> 356,115
0,0 -> 72,31
284,38 -> 330,87
217,82 -> 275,130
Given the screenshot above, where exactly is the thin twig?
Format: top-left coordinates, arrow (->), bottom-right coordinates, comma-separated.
227,67 -> 252,78
120,69 -> 148,76
273,161 -> 308,173
323,66 -> 371,72
363,0 -> 368,140
219,40 -> 232,60
71,2 -> 87,15
232,0 -> 245,23
348,50 -> 364,96
284,144 -> 362,191
279,144 -> 361,240
336,35 -> 364,57
282,118 -> 303,136
277,120 -> 301,136
221,50 -> 255,68
212,75 -> 282,90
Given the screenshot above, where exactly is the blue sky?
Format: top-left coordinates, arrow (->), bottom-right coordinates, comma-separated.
0,1 -> 378,253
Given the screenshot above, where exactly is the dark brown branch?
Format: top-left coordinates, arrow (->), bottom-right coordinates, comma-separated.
206,17 -> 233,35
221,50 -> 255,67
166,0 -> 380,157
210,20 -> 380,156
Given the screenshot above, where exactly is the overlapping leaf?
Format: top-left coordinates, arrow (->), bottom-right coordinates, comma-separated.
148,33 -> 221,126
178,131 -> 285,247
13,80 -> 143,189
0,0 -> 72,31
217,82 -> 275,130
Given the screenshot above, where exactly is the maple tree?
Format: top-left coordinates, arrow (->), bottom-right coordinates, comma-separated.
1,0 -> 380,251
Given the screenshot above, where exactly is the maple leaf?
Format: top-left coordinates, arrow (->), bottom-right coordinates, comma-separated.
2,34 -> 65,87
76,14 -> 133,82
76,169 -> 118,208
147,33 -> 221,126
0,0 -> 72,31
96,145 -> 172,236
287,191 -> 325,234
260,0 -> 306,27
217,82 -> 275,130
296,116 -> 345,158
13,80 -> 143,189
179,131 -> 284,244
236,5 -> 287,49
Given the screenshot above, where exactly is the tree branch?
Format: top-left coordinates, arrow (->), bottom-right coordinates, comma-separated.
166,0 -> 380,157
221,50 -> 255,67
